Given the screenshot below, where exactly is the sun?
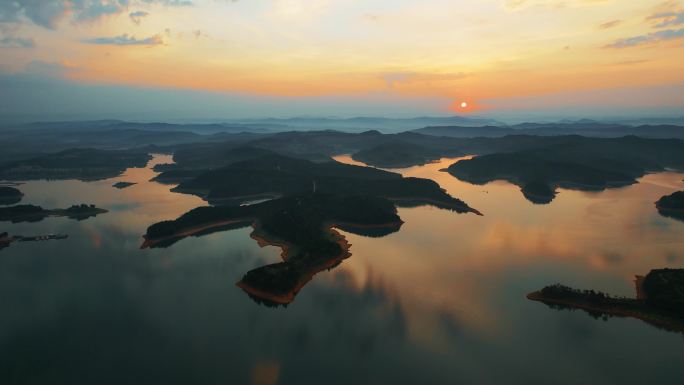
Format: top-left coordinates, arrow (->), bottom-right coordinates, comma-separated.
460,102 -> 468,109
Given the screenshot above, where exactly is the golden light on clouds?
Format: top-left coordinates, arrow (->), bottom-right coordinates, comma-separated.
1,0 -> 683,115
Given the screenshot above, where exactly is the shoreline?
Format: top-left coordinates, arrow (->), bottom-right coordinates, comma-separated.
237,227 -> 353,305
141,217 -> 254,248
527,291 -> 684,334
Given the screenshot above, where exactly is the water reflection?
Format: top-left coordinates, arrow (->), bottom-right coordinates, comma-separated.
333,155 -> 684,339
0,155 -> 683,384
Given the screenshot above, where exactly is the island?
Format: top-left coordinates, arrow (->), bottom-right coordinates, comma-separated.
528,269 -> 684,334
445,136 -> 684,203
656,191 -> 684,221
0,204 -> 108,223
113,181 -> 137,189
0,186 -> 23,206
143,193 -> 403,305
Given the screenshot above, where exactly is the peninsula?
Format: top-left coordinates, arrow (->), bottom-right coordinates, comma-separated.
143,193 -> 403,305
528,269 -> 684,334
656,191 -> 684,221
0,186 -> 23,206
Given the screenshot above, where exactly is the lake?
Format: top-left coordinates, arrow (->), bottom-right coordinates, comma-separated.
1,154 -> 683,385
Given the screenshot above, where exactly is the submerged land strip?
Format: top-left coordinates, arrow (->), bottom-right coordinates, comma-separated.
0,204 -> 108,223
0,232 -> 69,250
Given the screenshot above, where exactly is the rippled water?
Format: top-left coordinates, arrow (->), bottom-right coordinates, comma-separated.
1,154 -> 683,385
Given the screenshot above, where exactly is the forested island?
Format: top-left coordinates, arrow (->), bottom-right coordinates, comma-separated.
528,269 -> 684,334
446,136 -> 684,203
656,191 -> 684,221
143,193 -> 403,305
0,186 -> 23,206
0,204 -> 108,223
113,181 -> 136,189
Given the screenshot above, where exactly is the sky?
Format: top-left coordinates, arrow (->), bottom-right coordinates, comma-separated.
0,0 -> 683,121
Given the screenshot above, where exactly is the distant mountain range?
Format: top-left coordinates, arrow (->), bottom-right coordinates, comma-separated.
412,122 -> 684,139
217,116 -> 502,132
1,118 -> 683,166
2,116 -> 503,134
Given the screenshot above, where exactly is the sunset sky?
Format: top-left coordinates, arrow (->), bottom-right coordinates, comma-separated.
1,0 -> 683,120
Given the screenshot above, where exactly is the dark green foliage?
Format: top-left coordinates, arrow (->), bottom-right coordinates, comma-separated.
447,136 -> 684,203
143,193 -> 403,303
0,186 -> 23,205
0,204 -> 44,217
145,205 -> 248,239
174,153 -> 473,212
643,269 -> 684,316
0,186 -> 22,198
521,181 -> 556,204
113,182 -> 136,189
145,194 -> 400,244
539,284 -> 613,305
66,204 -> 96,212
531,269 -> 684,334
656,191 -> 684,211
0,148 -> 151,181
656,191 -> 684,221
0,204 -> 106,223
352,141 -> 451,168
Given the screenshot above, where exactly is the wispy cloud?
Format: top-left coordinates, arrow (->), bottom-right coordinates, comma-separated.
604,27 -> 684,48
0,1 -> 193,29
647,10 -> 684,28
505,0 -> 609,11
142,0 -> 193,6
598,19 -> 622,29
381,71 -> 470,88
84,34 -> 164,46
129,11 -> 150,25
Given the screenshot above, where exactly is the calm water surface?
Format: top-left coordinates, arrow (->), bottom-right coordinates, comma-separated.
1,154 -> 683,385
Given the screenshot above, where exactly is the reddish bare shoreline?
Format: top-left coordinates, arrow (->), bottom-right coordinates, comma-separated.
239,220 -> 404,305
140,217 -> 254,249
237,224 -> 355,305
141,216 -> 399,305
